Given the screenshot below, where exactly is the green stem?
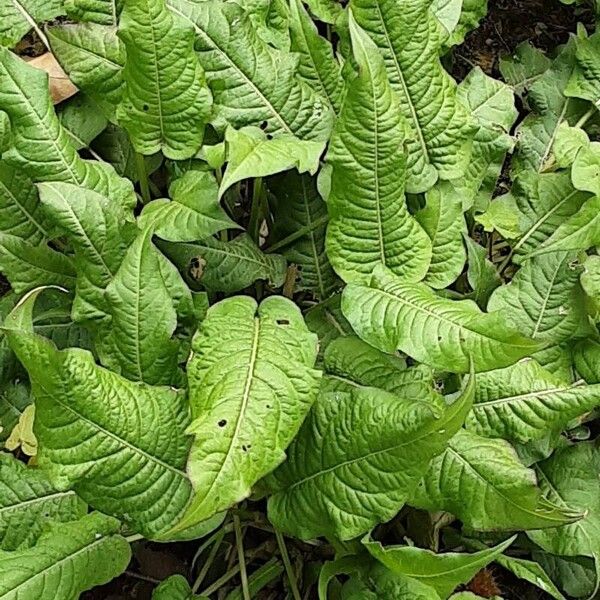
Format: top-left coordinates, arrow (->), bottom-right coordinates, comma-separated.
576,105 -> 596,129
200,564 -> 242,596
275,530 -> 302,600
192,528 -> 226,593
125,533 -> 144,543
134,152 -> 151,204
248,178 -> 264,243
265,214 -> 329,254
234,515 -> 250,600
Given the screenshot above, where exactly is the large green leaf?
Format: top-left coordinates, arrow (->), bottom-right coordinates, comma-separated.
98,227 -> 195,385
267,172 -> 338,299
350,0 -> 475,192
66,0 -> 122,25
0,164 -> 52,244
467,359 -> 600,444
499,42 -> 551,97
565,30 -> 600,106
0,0 -> 65,47
533,551 -> 597,599
219,126 -> 325,197
488,251 -> 590,344
173,296 -> 320,531
322,335 -> 439,404
58,94 -> 109,151
288,0 -> 343,113
417,182 -> 467,289
411,429 -> 583,531
342,265 -> 540,373
0,512 -> 131,600
3,298 -> 193,538
157,234 -> 287,293
528,442 -> 600,559
325,15 -> 432,285
574,338 -> 600,383
0,48 -> 135,209
139,171 -> 238,243
165,0 -> 334,140
496,554 -> 566,600
0,233 -> 77,294
0,453 -> 86,551
47,23 -> 125,119
263,371 -> 473,540
117,0 -> 212,159
363,535 -> 515,599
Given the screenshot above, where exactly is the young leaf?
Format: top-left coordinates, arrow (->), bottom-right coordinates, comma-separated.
47,23 -> 125,119
4,303 -> 193,538
165,0 -> 334,140
263,371 -> 474,540
0,234 -> 77,294
153,574 -> 206,599
565,30 -> 600,106
98,227 -> 195,385
218,126 -> 325,198
58,94 -> 108,151
528,442 -> 600,558
442,0 -> 488,49
464,236 -> 501,308
351,0 -> 476,191
363,535 -> 515,599
66,0 -> 122,25
342,265 -> 540,373
417,182 -> 467,289
117,0 -> 212,159
267,172 -> 338,299
288,0 -> 343,113
0,384 -> 31,444
574,338 -> 600,383
467,359 -> 600,444
325,15 -> 432,285
499,42 -> 551,97
175,296 -> 321,530
0,452 -> 86,551
139,171 -> 239,243
305,294 -> 352,358
411,429 -> 583,531
156,234 -> 287,294
488,251 -> 590,344
0,0 -> 65,48
0,48 -> 135,209
0,512 -> 131,600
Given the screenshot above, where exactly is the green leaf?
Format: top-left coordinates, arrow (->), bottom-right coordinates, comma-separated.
325,15 -> 432,285
66,0 -> 122,25
574,338 -> 600,383
0,453 -> 86,551
140,171 -> 239,242
117,0 -> 212,159
37,182 -> 136,324
512,40 -> 589,176
499,42 -> 551,97
528,442 -> 600,558
0,48 -> 135,209
341,562 -> 442,599
571,142 -> 600,196
488,251 -> 589,344
533,551 -> 598,599
431,0 -> 462,37
0,233 -> 77,294
0,0 -> 65,47
442,0 -> 488,49
165,0 -> 334,140
322,335 -> 439,404
305,294 -> 352,359
552,122 -> 589,168
0,383 -> 31,444
529,195 -> 600,256
565,30 -> 600,106
411,429 -> 583,531
153,575 -> 207,599
97,227 -> 194,385
47,23 -> 125,119
4,311 -> 193,538
157,234 -> 287,294
351,0 -> 476,191
267,172 -> 337,299
464,236 -> 502,308
363,535 -> 515,599
454,68 -> 517,211
0,512 -> 131,599
497,554 -> 566,600
263,370 -> 474,540
219,126 -> 325,198
0,163 -> 52,245
174,296 -> 320,531
342,264 -> 540,374
288,0 -> 343,113
467,358 -> 600,444
417,182 -> 467,289
58,94 -> 108,151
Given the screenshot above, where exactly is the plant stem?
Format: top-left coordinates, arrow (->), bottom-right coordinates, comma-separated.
275,530 -> 302,600
234,515 -> 251,600
265,214 -> 329,254
200,564 -> 242,596
192,528 -> 226,593
135,152 -> 151,204
125,533 -> 144,543
575,105 -> 596,129
248,178 -> 264,243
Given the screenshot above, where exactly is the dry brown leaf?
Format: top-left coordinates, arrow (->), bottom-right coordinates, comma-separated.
27,52 -> 77,104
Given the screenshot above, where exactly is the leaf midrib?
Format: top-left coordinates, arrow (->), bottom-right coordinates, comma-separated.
0,490 -> 76,517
